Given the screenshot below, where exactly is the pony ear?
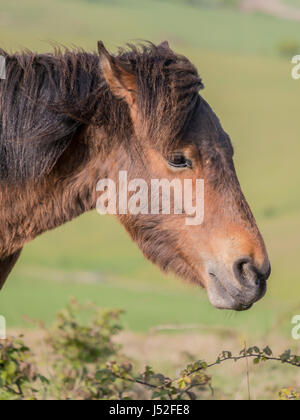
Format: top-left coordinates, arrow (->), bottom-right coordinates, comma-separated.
158,40 -> 171,50
98,41 -> 136,107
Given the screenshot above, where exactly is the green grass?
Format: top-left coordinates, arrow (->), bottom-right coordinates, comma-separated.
282,0 -> 300,8
0,263 -> 279,333
1,0 -> 300,56
0,0 -> 300,340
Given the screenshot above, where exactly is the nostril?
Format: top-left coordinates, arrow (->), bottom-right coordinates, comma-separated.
255,263 -> 271,284
233,257 -> 271,289
233,257 -> 252,286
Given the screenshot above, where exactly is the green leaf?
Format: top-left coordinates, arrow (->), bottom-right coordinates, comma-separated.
263,346 -> 272,356
151,391 -> 163,400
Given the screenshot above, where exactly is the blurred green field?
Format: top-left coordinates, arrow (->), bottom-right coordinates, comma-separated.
0,0 -> 299,342
282,0 -> 300,7
1,0 -> 300,55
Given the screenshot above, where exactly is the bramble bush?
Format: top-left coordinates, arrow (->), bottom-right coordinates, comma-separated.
0,298 -> 300,400
0,338 -> 49,400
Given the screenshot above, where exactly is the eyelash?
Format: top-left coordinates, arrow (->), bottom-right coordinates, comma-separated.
167,153 -> 193,169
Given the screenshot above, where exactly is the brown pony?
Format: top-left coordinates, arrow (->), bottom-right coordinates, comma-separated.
0,41 -> 270,311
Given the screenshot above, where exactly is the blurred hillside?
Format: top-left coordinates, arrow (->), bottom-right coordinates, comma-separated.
1,0 -> 300,55
0,0 -> 299,339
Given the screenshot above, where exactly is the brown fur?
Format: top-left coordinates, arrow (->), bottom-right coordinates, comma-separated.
0,42 -> 269,304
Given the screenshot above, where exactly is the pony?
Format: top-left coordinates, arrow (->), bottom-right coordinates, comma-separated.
0,41 -> 270,310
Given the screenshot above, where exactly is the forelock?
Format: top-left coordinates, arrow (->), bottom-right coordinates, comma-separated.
117,44 -> 204,149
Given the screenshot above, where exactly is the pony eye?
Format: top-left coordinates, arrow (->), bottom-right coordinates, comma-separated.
167,153 -> 192,169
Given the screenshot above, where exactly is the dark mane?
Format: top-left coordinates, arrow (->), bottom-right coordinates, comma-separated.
116,44 -> 203,148
0,44 -> 203,183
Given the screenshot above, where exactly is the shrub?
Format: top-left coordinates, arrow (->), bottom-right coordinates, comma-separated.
0,299 -> 300,400
278,388 -> 300,400
0,337 -> 48,400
